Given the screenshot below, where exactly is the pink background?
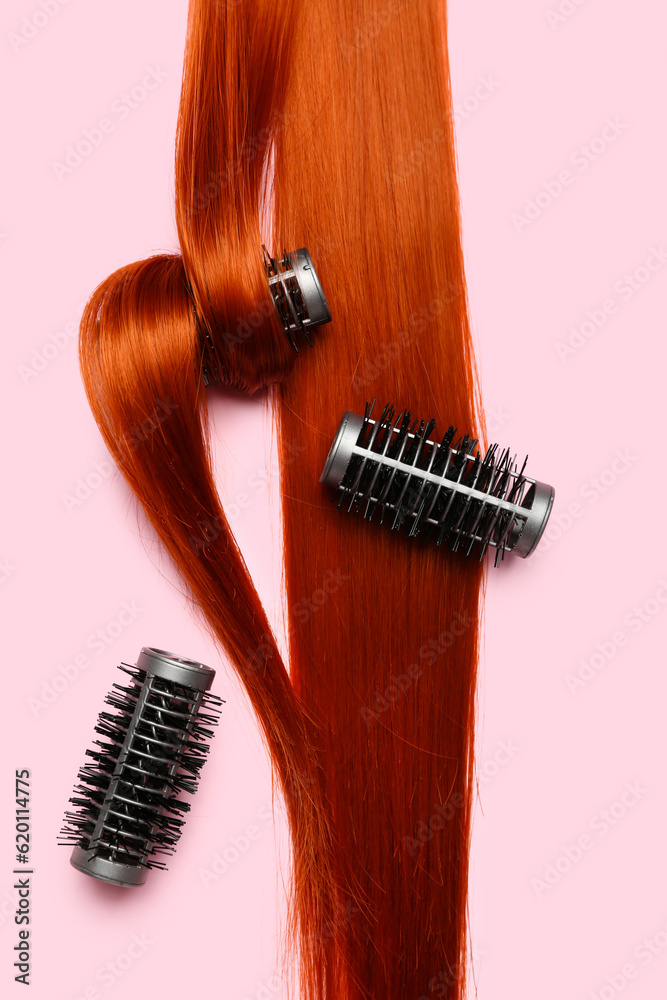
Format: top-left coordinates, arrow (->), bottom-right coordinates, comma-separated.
1,1 -> 666,997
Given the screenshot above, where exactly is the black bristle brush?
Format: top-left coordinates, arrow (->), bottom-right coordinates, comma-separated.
320,401 -> 555,565
59,647 -> 223,887
199,246 -> 332,384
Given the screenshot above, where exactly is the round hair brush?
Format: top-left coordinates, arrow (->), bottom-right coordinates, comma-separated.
263,246 -> 332,352
201,246 -> 332,384
59,647 -> 223,887
320,402 -> 555,564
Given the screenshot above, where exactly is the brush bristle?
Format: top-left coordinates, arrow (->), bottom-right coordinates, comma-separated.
336,402 -> 532,565
263,246 -> 312,352
59,663 -> 223,872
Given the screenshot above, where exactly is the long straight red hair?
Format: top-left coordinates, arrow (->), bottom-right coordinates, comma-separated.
273,3 -> 484,996
79,3 -> 341,995
79,1 -> 485,997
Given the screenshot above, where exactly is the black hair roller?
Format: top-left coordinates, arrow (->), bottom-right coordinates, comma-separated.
59,647 -> 223,887
320,401 -> 555,565
199,246 -> 332,385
